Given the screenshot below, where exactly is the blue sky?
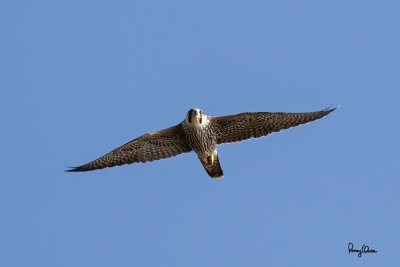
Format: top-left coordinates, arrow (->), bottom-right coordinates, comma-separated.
1,0 -> 399,266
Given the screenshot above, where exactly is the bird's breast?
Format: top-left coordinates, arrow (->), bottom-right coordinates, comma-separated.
182,123 -> 216,156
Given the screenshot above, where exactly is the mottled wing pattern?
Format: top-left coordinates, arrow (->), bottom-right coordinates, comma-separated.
67,123 -> 191,172
211,107 -> 336,144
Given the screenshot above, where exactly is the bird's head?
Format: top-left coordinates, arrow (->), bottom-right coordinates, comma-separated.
185,108 -> 208,127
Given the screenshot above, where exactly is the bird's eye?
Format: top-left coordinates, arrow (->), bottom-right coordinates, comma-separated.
188,109 -> 194,123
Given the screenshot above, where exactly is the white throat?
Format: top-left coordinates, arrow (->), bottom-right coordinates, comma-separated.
185,108 -> 209,128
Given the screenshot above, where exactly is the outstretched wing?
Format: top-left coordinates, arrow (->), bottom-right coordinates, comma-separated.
67,123 -> 191,172
210,107 -> 336,144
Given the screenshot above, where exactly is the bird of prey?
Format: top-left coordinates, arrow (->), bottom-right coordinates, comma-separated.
67,106 -> 336,178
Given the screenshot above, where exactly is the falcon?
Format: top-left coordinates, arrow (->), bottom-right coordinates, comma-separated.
67,106 -> 336,178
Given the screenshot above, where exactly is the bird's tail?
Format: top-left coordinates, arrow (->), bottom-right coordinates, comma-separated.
200,152 -> 224,178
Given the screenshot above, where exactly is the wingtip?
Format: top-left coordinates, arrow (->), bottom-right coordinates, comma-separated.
324,104 -> 337,111
322,105 -> 339,115
65,166 -> 80,172
325,104 -> 338,111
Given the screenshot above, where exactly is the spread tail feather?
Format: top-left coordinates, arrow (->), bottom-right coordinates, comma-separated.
200,153 -> 224,178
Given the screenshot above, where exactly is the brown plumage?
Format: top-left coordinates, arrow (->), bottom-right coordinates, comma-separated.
67,125 -> 191,172
67,106 -> 336,177
211,108 -> 335,144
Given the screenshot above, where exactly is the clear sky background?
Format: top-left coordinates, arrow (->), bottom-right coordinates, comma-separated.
1,1 -> 399,266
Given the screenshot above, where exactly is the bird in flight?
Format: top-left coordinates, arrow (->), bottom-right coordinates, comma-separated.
67,106 -> 336,178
